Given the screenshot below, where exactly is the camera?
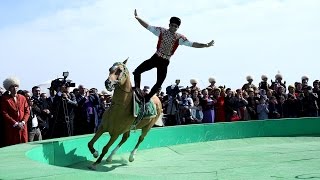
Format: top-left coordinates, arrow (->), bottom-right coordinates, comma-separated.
50,72 -> 75,91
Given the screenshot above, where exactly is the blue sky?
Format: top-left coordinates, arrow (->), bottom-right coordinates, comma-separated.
0,1 -> 94,28
1,0 -> 320,93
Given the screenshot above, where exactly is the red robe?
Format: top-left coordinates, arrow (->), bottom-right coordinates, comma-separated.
1,94 -> 30,146
230,114 -> 240,122
214,96 -> 226,122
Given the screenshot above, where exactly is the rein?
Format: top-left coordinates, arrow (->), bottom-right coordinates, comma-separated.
113,62 -> 132,94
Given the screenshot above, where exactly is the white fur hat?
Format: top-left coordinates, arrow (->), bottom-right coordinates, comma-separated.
100,90 -> 108,95
208,77 -> 216,83
275,73 -> 283,79
261,75 -> 268,80
101,90 -> 112,96
190,79 -> 198,84
246,75 -> 253,81
301,75 -> 309,81
3,77 -> 20,90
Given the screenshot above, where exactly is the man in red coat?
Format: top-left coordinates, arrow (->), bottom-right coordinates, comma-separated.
1,77 -> 30,146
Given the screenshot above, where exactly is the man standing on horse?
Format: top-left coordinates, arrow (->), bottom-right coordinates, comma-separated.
133,9 -> 215,104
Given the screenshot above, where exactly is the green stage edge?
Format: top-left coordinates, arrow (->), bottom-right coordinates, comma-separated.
0,118 -> 319,179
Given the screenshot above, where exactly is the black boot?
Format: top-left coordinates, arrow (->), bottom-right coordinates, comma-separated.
133,87 -> 144,101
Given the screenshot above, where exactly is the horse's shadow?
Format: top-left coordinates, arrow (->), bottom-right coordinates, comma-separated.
34,141 -> 129,172
69,158 -> 130,172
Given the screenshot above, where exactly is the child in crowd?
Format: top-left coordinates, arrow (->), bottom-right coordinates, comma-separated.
257,98 -> 269,120
230,111 -> 240,122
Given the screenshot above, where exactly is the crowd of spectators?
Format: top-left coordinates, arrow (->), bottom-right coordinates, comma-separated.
0,73 -> 319,148
160,74 -> 319,126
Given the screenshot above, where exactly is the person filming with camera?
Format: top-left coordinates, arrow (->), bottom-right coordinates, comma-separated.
50,79 -> 77,138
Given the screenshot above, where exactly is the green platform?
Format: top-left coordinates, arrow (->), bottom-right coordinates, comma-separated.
0,118 -> 320,180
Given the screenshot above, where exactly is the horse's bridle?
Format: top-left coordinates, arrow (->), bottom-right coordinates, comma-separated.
105,62 -> 131,93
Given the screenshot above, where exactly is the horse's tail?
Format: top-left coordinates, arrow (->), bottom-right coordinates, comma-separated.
151,96 -> 163,127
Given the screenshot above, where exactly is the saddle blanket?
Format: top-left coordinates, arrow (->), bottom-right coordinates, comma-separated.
133,93 -> 157,119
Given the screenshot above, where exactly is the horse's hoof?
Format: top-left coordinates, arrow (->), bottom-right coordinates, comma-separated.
106,157 -> 112,163
129,155 -> 135,162
93,151 -> 99,158
88,164 -> 97,171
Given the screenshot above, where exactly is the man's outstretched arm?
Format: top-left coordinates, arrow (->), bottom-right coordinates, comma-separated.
192,40 -> 215,48
134,9 -> 149,29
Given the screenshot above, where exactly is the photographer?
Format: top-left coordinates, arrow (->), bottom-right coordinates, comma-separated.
312,80 -> 320,116
178,89 -> 194,124
51,82 -> 77,138
86,88 -> 100,133
74,85 -> 88,135
165,79 -> 181,126
301,86 -> 318,117
31,86 -> 51,139
270,73 -> 286,92
285,85 -> 299,118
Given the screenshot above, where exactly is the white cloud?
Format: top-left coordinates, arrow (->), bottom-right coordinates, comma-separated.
0,0 -> 319,91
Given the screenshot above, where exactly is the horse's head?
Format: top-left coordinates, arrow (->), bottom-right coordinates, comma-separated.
105,58 -> 129,91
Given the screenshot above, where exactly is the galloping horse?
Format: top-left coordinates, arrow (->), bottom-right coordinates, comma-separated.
87,58 -> 162,170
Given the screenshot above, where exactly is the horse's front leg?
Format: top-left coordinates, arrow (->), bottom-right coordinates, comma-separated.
107,131 -> 130,163
88,125 -> 104,158
89,134 -> 119,170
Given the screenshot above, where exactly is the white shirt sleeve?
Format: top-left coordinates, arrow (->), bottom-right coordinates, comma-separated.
179,36 -> 193,47
147,26 -> 161,37
199,110 -> 203,120
13,122 -> 19,127
188,98 -> 194,107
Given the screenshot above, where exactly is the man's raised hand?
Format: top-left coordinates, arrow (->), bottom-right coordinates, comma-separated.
207,40 -> 214,47
134,9 -> 138,18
